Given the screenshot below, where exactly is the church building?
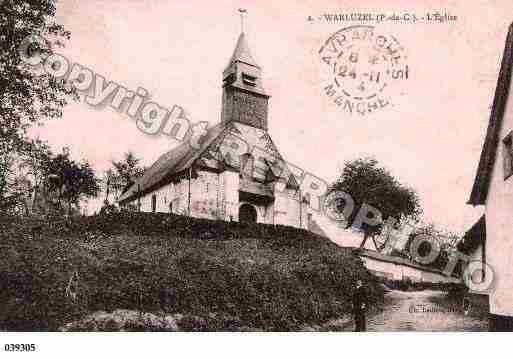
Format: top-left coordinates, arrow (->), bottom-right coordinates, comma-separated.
118,31 -> 310,229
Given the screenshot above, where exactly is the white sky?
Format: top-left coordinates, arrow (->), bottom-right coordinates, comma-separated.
30,0 -> 513,233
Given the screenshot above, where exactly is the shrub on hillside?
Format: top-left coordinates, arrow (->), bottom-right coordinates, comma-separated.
0,213 -> 384,331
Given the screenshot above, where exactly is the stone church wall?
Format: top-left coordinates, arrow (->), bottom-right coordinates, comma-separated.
131,169 -> 241,222
189,170 -> 223,220
129,169 -> 308,230
136,183 -> 175,213
220,171 -> 240,221
274,188 -> 307,229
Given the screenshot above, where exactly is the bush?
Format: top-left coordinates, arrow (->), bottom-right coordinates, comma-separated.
0,213 -> 384,331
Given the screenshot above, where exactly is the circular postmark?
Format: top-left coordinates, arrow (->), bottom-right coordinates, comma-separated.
319,25 -> 409,116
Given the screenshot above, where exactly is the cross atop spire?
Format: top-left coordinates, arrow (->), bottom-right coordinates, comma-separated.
239,8 -> 247,33
225,9 -> 259,69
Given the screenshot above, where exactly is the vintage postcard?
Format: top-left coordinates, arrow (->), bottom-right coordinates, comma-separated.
1,0 -> 513,356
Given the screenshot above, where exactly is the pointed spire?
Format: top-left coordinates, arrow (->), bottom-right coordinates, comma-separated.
221,13 -> 269,130
227,32 -> 260,69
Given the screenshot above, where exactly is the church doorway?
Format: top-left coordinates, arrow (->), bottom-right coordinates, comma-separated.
239,203 -> 257,223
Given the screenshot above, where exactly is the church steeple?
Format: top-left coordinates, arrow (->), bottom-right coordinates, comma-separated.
222,31 -> 268,98
221,22 -> 269,130
226,32 -> 259,69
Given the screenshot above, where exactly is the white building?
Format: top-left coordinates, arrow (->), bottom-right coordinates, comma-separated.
468,23 -> 513,330
359,249 -> 460,284
458,215 -> 486,294
118,31 -> 310,229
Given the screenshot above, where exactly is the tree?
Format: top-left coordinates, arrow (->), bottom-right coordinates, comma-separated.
0,139 -> 53,214
401,223 -> 460,271
18,139 -> 53,189
9,139 -> 53,214
4,143 -> 100,216
43,148 -> 101,215
105,151 -> 145,203
328,158 -> 422,250
0,0 -> 74,210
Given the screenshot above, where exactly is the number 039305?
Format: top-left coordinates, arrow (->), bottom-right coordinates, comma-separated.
4,344 -> 36,352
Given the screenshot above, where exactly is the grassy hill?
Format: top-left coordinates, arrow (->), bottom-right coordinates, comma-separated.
0,212 -> 384,331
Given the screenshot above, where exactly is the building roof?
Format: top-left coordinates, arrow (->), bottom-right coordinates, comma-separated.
358,248 -> 455,277
457,215 -> 486,254
226,32 -> 260,70
118,124 -> 225,203
469,23 -> 513,205
118,121 -> 301,204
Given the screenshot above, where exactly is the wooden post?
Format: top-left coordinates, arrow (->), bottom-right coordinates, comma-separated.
137,184 -> 141,212
104,176 -> 110,204
360,233 -> 369,249
188,167 -> 192,215
371,236 -> 380,251
271,198 -> 275,226
216,172 -> 220,219
299,189 -> 302,229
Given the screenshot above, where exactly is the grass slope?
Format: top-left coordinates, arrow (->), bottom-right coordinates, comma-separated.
0,213 -> 383,331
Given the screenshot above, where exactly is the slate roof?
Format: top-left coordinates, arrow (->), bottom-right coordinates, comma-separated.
225,32 -> 260,70
118,124 -> 225,204
457,215 -> 486,254
469,23 -> 513,205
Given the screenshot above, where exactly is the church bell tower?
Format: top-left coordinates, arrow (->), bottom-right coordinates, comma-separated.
221,31 -> 270,130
